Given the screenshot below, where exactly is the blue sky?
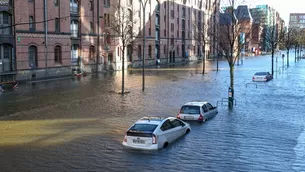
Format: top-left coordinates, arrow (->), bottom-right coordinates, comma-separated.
221,0 -> 305,25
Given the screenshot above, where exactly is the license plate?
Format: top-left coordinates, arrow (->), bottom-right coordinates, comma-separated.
184,116 -> 194,120
133,139 -> 145,144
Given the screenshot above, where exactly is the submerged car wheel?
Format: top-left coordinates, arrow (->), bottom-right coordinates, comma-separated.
163,142 -> 169,148
186,128 -> 190,134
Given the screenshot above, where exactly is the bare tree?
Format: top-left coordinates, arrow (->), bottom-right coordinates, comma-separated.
108,2 -> 139,94
215,1 -> 253,108
263,14 -> 284,75
282,27 -> 299,66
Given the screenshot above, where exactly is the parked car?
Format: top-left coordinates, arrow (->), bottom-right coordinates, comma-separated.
177,101 -> 218,122
252,72 -> 273,82
122,116 -> 191,150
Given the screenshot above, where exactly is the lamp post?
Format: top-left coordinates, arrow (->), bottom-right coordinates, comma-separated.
139,0 -> 149,91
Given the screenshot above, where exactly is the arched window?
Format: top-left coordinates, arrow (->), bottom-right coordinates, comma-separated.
128,9 -> 133,21
137,45 -> 141,59
89,45 -> 95,60
28,46 -> 37,68
54,45 -> 62,64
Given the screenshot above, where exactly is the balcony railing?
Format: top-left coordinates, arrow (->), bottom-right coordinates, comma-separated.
70,6 -> 79,15
71,30 -> 79,38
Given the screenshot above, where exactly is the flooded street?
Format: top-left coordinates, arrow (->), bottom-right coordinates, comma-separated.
0,55 -> 305,172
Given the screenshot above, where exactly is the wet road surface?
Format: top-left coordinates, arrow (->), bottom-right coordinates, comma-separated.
0,54 -> 305,172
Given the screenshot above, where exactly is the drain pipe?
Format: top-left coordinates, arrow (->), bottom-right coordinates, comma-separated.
44,0 -> 48,77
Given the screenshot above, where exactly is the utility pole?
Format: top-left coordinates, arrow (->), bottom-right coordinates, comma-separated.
140,0 -> 149,91
96,0 -> 100,73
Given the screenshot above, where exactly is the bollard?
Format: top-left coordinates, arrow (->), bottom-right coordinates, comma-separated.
228,87 -> 234,109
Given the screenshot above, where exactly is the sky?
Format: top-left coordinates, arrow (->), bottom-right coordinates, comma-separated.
222,0 -> 305,25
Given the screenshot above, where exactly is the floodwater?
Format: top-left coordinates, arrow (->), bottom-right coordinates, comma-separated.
0,54 -> 304,172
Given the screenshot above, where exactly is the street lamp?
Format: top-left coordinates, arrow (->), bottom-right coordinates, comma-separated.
139,0 -> 149,91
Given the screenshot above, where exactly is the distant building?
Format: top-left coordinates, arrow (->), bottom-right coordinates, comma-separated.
289,13 -> 305,28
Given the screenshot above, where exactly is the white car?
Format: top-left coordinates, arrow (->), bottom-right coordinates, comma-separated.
122,116 -> 191,150
177,101 -> 218,122
252,72 -> 273,82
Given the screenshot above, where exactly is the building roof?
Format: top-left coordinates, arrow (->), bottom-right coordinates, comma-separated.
220,12 -> 237,25
235,5 -> 253,22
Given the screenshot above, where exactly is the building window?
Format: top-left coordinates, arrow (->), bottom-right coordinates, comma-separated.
193,46 -> 196,54
128,9 -> 133,21
164,45 -> 166,54
3,45 -> 9,59
70,20 -> 79,37
128,0 -> 132,5
137,45 -> 142,59
104,32 -> 111,45
70,0 -> 78,14
156,29 -> 159,41
171,23 -> 174,32
28,46 -> 37,68
156,14 -> 159,25
104,0 -> 110,7
164,15 -> 166,23
177,46 -> 179,56
104,13 -> 110,26
171,35 -> 174,45
3,12 -> 9,24
171,10 -> 174,18
90,22 -> 93,33
164,29 -> 166,37
54,0 -> 59,6
89,46 -> 95,60
90,0 -> 93,11
149,27 -> 151,36
177,30 -> 179,37
148,45 -> 152,58
55,18 -> 60,32
29,16 -> 35,31
54,45 -> 62,64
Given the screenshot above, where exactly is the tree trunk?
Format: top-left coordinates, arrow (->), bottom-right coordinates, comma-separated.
295,46 -> 297,62
121,47 -> 125,95
287,48 -> 289,67
228,63 -> 234,109
202,49 -> 205,75
271,48 -> 274,75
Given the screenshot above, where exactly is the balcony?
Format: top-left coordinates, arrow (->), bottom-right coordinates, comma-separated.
155,4 -> 160,14
71,30 -> 79,38
70,6 -> 79,16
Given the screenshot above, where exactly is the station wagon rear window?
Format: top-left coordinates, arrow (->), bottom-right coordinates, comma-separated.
180,105 -> 200,114
255,72 -> 267,75
129,124 -> 158,132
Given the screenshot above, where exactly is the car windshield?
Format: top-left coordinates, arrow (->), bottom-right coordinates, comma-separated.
255,72 -> 267,76
180,105 -> 200,114
129,124 -> 158,133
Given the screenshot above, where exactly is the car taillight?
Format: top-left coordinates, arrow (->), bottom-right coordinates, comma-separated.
177,113 -> 180,119
123,134 -> 127,142
198,114 -> 203,121
152,134 -> 157,144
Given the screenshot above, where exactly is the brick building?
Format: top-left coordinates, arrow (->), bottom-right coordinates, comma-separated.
0,0 -> 220,82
